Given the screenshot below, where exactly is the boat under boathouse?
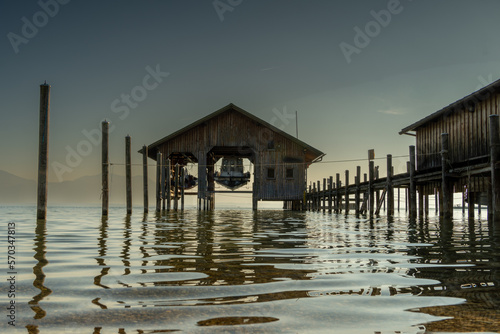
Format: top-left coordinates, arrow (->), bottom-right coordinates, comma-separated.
139,103 -> 324,210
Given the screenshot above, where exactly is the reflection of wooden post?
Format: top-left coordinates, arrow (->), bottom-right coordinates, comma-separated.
37,83 -> 50,220
126,136 -> 132,215
490,115 -> 500,222
409,146 -> 417,217
156,153 -> 162,212
441,133 -> 453,218
142,146 -> 148,213
387,155 -> 394,216
101,121 -> 109,217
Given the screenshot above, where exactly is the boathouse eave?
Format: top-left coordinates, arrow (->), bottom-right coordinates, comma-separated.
399,77 -> 500,135
138,103 -> 324,163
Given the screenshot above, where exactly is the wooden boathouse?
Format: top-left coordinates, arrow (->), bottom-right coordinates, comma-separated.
140,103 -> 324,210
304,77 -> 500,222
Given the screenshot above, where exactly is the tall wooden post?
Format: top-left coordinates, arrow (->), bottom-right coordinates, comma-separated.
37,83 -> 50,220
328,176 -> 333,213
161,157 -> 166,211
323,178 -> 327,212
369,161 -> 374,217
101,121 -> 109,217
489,115 -> 500,222
156,153 -> 162,212
375,167 -> 380,211
387,155 -> 394,216
317,180 -> 321,211
181,167 -> 185,210
125,136 -> 132,215
142,145 -> 148,213
355,166 -> 361,215
409,146 -> 417,217
336,173 -> 341,213
345,170 -> 349,214
441,133 -> 453,218
174,164 -> 179,211
166,159 -> 171,211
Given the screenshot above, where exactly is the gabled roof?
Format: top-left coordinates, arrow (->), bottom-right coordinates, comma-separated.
399,77 -> 500,135
139,103 -> 324,162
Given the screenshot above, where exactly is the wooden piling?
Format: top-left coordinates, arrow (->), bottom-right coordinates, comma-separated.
142,145 -> 148,213
409,146 -> 417,217
369,161 -> 374,217
468,192 -> 475,219
375,166 -> 380,211
156,153 -> 162,212
489,115 -> 500,222
336,173 -> 341,213
386,155 -> 394,216
174,164 -> 179,211
345,170 -> 349,214
101,121 -> 109,217
441,133 -> 453,218
181,167 -> 185,210
126,136 -> 132,215
37,83 -> 50,220
161,157 -> 166,211
323,178 -> 326,212
166,159 -> 171,211
355,166 -> 361,215
328,176 -> 333,213
418,186 -> 424,218
317,180 -> 320,211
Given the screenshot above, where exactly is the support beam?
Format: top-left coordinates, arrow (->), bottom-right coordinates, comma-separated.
328,176 -> 333,213
142,145 -> 148,213
489,115 -> 500,222
369,161 -> 374,217
101,120 -> 109,217
387,155 -> 394,216
355,166 -> 361,215
409,146 -> 417,218
156,153 -> 162,212
336,173 -> 341,213
166,159 -> 171,211
125,135 -> 132,215
345,170 -> 349,214
441,133 -> 453,218
161,157 -> 166,211
37,83 -> 50,220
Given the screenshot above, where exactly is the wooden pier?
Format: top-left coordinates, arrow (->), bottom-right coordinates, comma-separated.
305,76 -> 500,224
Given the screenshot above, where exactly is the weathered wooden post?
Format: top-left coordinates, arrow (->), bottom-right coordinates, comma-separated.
126,135 -> 132,214
166,159 -> 171,211
174,164 -> 179,211
387,155 -> 394,216
161,157 -> 166,211
369,161 -> 374,217
489,115 -> 500,222
441,133 -> 453,218
37,83 -> 50,220
156,152 -> 162,212
355,166 -> 361,215
397,187 -> 400,212
323,178 -> 327,212
308,184 -> 312,211
181,167 -> 185,210
101,120 -> 109,217
375,166 -> 380,211
328,176 -> 333,213
142,145 -> 148,213
336,173 -> 341,213
409,146 -> 417,217
312,182 -> 317,211
345,170 -> 349,214
418,186 -> 424,218
316,180 -> 320,211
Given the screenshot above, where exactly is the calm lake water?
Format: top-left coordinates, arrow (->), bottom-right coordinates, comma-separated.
1,206 -> 499,334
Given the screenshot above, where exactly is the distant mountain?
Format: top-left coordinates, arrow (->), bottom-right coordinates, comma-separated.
0,170 -> 157,205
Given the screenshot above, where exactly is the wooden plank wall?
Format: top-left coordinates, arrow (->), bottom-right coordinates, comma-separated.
416,92 -> 500,171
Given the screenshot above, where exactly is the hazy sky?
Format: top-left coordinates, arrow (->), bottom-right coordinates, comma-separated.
2,0 -> 500,190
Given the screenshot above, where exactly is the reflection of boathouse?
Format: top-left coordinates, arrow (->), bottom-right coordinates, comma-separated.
140,104 -> 324,210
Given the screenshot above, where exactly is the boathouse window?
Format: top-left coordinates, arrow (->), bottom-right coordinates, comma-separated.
267,140 -> 275,150
267,168 -> 275,179
286,168 -> 294,179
